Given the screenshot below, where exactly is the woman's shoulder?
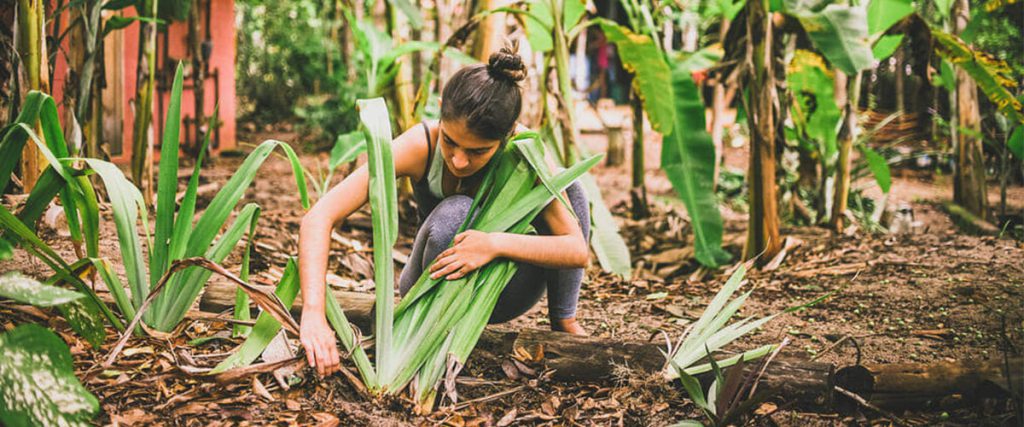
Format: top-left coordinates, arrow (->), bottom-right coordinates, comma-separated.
391,119 -> 437,181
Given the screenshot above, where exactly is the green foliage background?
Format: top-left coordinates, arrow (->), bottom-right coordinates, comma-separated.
235,0 -> 362,146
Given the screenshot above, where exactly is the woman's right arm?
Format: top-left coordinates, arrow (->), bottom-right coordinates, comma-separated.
299,165 -> 369,377
298,124 -> 431,377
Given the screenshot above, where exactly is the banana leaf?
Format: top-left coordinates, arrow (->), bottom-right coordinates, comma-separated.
663,58 -> 732,268
596,19 -> 675,135
783,1 -> 874,75
931,28 -> 1024,124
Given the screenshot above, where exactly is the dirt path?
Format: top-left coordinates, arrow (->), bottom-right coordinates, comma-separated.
2,126 -> 1021,426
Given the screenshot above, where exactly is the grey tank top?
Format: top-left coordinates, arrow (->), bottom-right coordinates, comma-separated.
411,122 -> 448,221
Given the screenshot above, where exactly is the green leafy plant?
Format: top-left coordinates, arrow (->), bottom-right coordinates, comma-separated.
665,264 -> 777,381
0,275 -> 100,427
596,12 -> 730,268
673,349 -> 776,427
79,62 -> 311,333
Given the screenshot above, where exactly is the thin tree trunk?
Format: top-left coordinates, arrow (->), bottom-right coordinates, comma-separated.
550,0 -> 578,165
131,0 -> 158,205
189,0 -> 206,158
951,0 -> 987,219
16,0 -> 49,192
830,71 -> 862,232
630,92 -> 648,219
710,19 -> 731,188
893,49 -> 904,114
742,0 -> 782,262
474,0 -> 511,60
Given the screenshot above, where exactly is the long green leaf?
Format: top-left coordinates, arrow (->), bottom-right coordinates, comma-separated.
151,62 -> 186,291
159,204 -> 262,331
663,60 -> 732,267
861,146 -> 891,193
83,159 -> 150,318
0,92 -> 46,194
0,206 -> 123,335
0,324 -> 99,427
358,98 -> 398,385
233,203 -> 261,337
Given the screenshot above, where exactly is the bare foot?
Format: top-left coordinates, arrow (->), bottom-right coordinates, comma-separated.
550,317 -> 588,336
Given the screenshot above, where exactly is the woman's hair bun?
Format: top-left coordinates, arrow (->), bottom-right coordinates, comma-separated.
487,41 -> 527,83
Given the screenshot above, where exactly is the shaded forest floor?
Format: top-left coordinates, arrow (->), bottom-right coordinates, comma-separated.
2,123 -> 1023,426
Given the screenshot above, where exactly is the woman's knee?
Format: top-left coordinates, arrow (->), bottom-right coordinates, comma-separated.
424,195 -> 473,252
565,181 -> 590,238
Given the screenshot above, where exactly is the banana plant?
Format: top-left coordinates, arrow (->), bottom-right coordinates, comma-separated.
593,10 -> 731,268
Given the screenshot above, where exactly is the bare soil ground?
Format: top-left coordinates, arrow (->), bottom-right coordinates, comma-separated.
2,124 -> 1022,426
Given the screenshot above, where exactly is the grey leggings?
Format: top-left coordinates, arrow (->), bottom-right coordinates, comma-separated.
398,181 -> 590,323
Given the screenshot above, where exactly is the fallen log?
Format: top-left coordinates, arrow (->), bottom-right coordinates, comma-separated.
199,281 -> 374,330
199,281 -> 835,406
835,357 -> 1023,410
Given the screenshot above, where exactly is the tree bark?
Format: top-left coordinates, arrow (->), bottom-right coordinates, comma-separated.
835,357 -> 1023,409
951,0 -> 988,219
742,0 -> 782,262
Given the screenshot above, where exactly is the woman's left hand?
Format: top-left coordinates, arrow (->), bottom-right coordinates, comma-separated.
429,230 -> 501,280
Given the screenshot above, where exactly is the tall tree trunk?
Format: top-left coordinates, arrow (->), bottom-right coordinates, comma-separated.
131,0 -> 158,205
16,0 -> 50,192
951,0 -> 987,218
742,0 -> 782,263
630,92 -> 648,219
830,70 -> 863,231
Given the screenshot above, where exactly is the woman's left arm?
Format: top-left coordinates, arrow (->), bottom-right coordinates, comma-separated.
428,197 -> 589,280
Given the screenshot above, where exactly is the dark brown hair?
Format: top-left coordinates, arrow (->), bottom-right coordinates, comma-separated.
441,43 -> 527,141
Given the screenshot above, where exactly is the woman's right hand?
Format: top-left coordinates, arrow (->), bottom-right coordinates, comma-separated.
299,312 -> 341,377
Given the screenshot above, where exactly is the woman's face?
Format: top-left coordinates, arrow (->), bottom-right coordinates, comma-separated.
438,119 -> 502,178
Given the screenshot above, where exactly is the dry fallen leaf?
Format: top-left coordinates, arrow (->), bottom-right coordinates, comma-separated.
311,412 -> 340,427
496,409 -> 518,427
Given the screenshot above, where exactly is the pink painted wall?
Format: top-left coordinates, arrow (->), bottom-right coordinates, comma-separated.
47,0 -> 237,165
